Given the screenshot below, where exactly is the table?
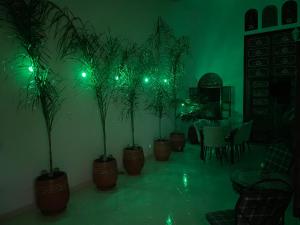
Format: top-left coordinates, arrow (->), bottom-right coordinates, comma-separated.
230,169 -> 292,194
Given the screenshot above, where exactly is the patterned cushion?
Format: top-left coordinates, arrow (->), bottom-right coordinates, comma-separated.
206,183 -> 292,225
262,141 -> 292,174
206,210 -> 235,225
236,188 -> 292,225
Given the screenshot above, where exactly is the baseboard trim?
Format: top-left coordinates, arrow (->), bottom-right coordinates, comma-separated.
0,153 -> 155,221
0,203 -> 36,222
0,179 -> 93,222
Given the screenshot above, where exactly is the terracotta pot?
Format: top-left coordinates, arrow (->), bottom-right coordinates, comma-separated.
123,146 -> 145,175
154,139 -> 171,161
170,132 -> 185,152
93,158 -> 118,190
35,171 -> 70,215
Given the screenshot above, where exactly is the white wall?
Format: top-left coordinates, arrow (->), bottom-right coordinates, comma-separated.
0,0 -> 299,216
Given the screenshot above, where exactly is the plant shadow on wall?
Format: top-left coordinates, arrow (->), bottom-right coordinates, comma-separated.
0,0 -> 71,215
49,7 -> 121,190
115,42 -> 147,176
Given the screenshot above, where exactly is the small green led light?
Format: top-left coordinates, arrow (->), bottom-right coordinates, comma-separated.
82,72 -> 87,78
166,215 -> 173,225
28,66 -> 34,72
115,76 -> 119,81
163,79 -> 168,83
181,103 -> 185,107
183,173 -> 188,188
144,77 -> 149,83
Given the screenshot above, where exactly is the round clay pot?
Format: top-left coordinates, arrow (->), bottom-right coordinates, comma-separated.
35,171 -> 70,215
93,158 -> 118,190
170,132 -> 185,152
154,139 -> 171,161
123,146 -> 145,175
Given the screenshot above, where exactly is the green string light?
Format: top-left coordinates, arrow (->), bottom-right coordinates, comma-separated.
115,75 -> 119,81
144,77 -> 149,83
183,173 -> 188,188
81,72 -> 87,78
28,66 -> 34,73
163,79 -> 168,83
166,215 -> 173,225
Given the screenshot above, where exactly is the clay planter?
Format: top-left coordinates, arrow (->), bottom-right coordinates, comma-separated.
93,158 -> 118,190
170,132 -> 185,152
35,171 -> 70,215
123,146 -> 145,175
154,139 -> 171,161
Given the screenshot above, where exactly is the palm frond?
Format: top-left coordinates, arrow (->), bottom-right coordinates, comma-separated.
168,35 -> 190,130
144,17 -> 174,117
0,0 -> 65,172
117,41 -> 145,122
51,7 -> 123,155
47,3 -> 102,62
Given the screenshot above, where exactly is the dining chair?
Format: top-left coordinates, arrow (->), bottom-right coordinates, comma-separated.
229,120 -> 253,163
193,119 -> 211,144
202,126 -> 229,162
206,179 -> 293,225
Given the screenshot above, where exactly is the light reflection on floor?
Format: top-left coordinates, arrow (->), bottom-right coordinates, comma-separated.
1,143 -> 299,225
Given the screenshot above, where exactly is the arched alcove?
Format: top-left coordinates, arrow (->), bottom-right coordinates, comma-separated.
282,0 -> 297,24
198,73 -> 223,89
262,5 -> 278,28
197,73 -> 223,119
245,9 -> 258,31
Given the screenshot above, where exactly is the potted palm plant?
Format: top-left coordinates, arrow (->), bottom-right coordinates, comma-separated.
169,36 -> 190,152
49,8 -> 121,190
90,34 -> 121,190
146,77 -> 172,161
144,17 -> 174,161
117,42 -> 145,175
0,0 -> 69,214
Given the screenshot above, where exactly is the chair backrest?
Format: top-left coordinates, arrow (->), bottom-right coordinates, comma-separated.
233,120 -> 253,145
193,119 -> 211,143
235,179 -> 293,225
202,126 -> 227,147
243,120 -> 253,142
233,126 -> 245,145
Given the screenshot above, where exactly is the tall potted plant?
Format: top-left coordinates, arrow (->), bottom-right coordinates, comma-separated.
169,36 -> 190,152
50,9 -> 121,190
91,34 -> 121,190
0,0 -> 69,214
144,17 -> 174,161
117,42 -> 145,175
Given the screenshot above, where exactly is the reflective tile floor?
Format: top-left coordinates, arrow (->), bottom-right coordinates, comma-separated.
1,144 -> 299,225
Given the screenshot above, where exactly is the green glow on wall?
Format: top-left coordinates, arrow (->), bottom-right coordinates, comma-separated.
81,72 -> 87,78
28,66 -> 34,73
183,173 -> 188,188
166,215 -> 173,225
11,53 -> 36,83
